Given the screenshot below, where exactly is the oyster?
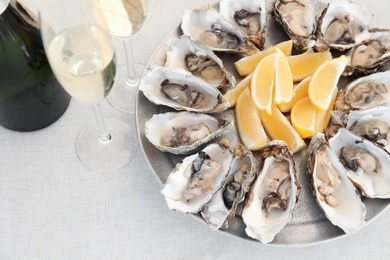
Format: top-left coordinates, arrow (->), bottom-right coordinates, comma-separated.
181,7 -> 259,55
273,0 -> 320,50
145,111 -> 233,154
200,144 -> 257,230
219,0 -> 266,50
242,140 -> 300,243
325,127 -> 390,198
139,66 -> 229,113
161,139 -> 234,213
334,70 -> 390,112
332,106 -> 390,153
344,28 -> 390,76
165,35 -> 235,90
307,133 -> 366,234
315,0 -> 372,51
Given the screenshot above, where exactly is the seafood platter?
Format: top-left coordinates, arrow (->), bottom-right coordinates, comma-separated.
136,0 -> 390,245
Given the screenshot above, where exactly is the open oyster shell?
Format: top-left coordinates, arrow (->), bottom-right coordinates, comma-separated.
181,7 -> 259,55
219,0 -> 266,50
165,35 -> 236,90
344,28 -> 390,76
145,111 -> 233,155
315,0 -> 372,51
331,106 -> 390,153
307,133 -> 366,234
139,66 -> 229,113
334,70 -> 390,112
161,139 -> 234,213
272,0 -> 321,51
242,140 -> 300,243
325,127 -> 390,199
200,144 -> 258,230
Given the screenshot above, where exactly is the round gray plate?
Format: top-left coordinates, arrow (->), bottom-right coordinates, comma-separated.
135,4 -> 390,247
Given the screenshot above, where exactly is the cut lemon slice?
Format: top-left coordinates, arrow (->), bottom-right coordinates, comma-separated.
315,87 -> 338,132
278,76 -> 311,113
274,51 -> 293,104
234,40 -> 293,76
308,55 -> 348,111
236,88 -> 268,151
224,73 -> 252,108
291,97 -> 317,139
259,105 -> 306,152
251,52 -> 279,115
287,50 -> 332,82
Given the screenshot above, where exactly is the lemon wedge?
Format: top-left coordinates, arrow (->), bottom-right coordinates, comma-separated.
260,105 -> 306,152
287,50 -> 332,82
234,40 -> 293,76
236,88 -> 268,150
308,55 -> 348,111
291,97 -> 317,139
250,52 -> 279,114
274,50 -> 293,104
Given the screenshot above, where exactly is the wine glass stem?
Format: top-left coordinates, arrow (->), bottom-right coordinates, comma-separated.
123,38 -> 138,87
93,103 -> 111,143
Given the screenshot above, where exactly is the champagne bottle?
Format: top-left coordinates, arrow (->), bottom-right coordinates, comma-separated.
0,0 -> 71,132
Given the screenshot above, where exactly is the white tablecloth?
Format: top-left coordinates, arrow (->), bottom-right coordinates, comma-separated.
1,0 -> 390,259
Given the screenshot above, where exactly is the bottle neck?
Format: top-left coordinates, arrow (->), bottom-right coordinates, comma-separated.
0,0 -> 10,15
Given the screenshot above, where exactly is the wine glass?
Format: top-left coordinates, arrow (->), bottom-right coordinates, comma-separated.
98,0 -> 149,113
38,0 -> 136,172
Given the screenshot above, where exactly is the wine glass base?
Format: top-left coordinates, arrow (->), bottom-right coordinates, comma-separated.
107,63 -> 145,113
76,118 -> 136,172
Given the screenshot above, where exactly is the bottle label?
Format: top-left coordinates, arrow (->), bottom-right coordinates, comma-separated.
0,0 -> 9,15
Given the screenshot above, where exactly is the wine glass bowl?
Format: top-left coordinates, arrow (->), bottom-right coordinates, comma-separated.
98,0 -> 149,113
38,0 -> 136,172
98,0 -> 147,38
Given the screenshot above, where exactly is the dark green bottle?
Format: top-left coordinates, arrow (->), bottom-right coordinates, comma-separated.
0,0 -> 71,132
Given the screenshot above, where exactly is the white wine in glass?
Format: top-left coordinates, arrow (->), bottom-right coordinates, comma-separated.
98,0 -> 149,113
39,0 -> 136,172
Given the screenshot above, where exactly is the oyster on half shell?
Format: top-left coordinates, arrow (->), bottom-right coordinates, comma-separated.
181,7 -> 259,55
145,111 -> 233,154
307,133 -> 366,234
315,0 -> 372,51
139,66 -> 229,113
325,127 -> 390,199
219,0 -> 266,50
161,139 -> 234,214
200,144 -> 257,230
334,70 -> 390,112
242,140 -> 300,243
344,28 -> 390,76
165,35 -> 236,90
273,0 -> 321,51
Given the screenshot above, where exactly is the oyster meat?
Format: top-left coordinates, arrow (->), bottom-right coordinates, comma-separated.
219,0 -> 266,50
307,133 -> 366,233
344,28 -> 390,76
334,70 -> 390,112
315,0 -> 372,51
273,0 -> 320,50
161,139 -> 234,213
181,7 -> 259,55
242,140 -> 300,243
145,111 -> 233,154
326,127 -> 390,199
165,35 -> 235,90
139,66 -> 229,113
200,144 -> 257,230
